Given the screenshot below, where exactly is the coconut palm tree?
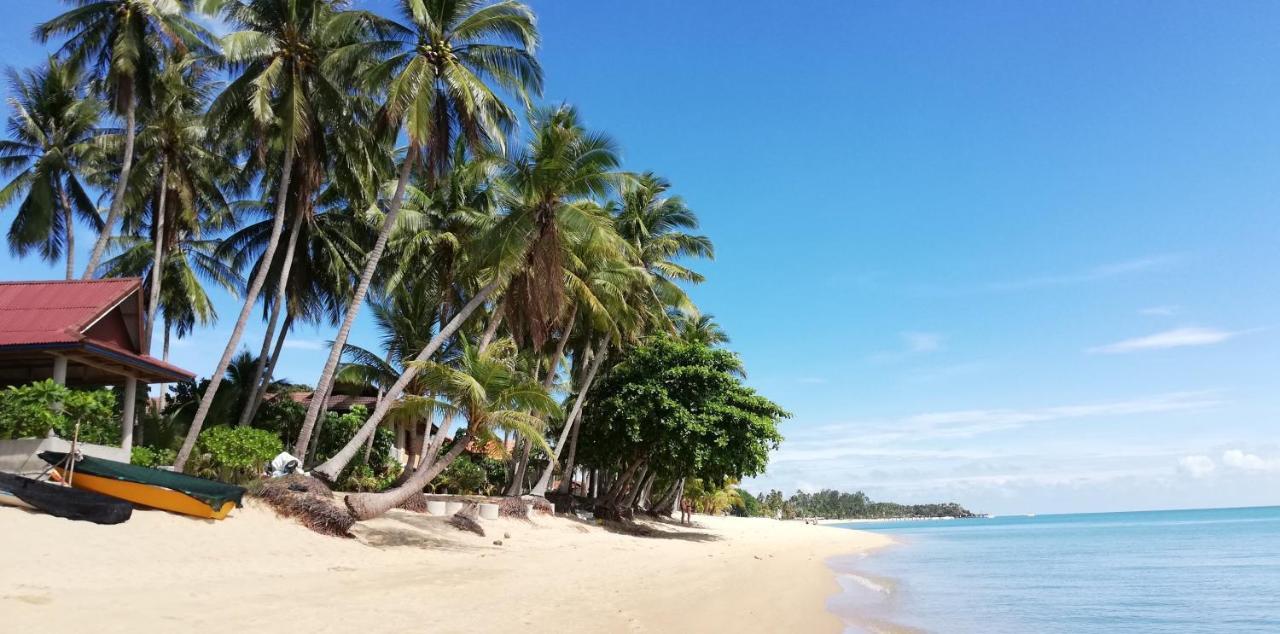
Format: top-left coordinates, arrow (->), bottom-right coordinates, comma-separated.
344,337 -> 557,520
0,59 -> 104,279
614,171 -> 713,320
676,313 -> 730,347
173,0 -> 380,470
37,0 -> 214,278
295,0 -> 544,460
308,105 -> 620,482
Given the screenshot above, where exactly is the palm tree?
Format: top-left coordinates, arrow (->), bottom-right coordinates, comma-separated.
677,313 -> 729,347
295,0 -> 544,461
0,59 -> 103,279
37,0 -> 214,278
308,104 -> 620,482
173,0 -> 379,470
345,338 -> 557,520
614,171 -> 713,320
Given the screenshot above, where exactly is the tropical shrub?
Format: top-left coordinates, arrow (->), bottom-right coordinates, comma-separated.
189,426 -> 282,483
131,446 -> 177,468
0,380 -> 119,444
435,456 -> 488,494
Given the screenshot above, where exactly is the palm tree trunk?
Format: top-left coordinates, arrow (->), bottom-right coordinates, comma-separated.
504,438 -> 531,496
477,299 -> 505,352
309,278 -> 500,482
238,211 -> 304,426
246,313 -> 292,425
82,97 -> 136,279
157,318 -> 171,408
555,412 -> 584,495
531,335 -> 605,497
144,163 -> 168,351
58,184 -> 74,280
345,429 -> 477,521
172,144 -> 295,471
295,149 -> 419,459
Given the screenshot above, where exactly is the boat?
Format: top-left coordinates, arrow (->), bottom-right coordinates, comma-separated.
0,471 -> 132,524
40,452 -> 246,520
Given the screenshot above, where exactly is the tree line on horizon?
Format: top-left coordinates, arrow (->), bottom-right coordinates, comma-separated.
0,0 -> 788,522
741,488 -> 978,520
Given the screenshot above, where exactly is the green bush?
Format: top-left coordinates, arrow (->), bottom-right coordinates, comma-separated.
190,426 -> 282,484
131,446 -> 177,468
436,456 -> 488,494
0,380 -> 119,444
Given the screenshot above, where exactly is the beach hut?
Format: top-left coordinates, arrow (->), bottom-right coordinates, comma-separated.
0,279 -> 195,450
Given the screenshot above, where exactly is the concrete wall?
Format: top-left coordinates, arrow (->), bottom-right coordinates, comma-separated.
0,437 -> 130,476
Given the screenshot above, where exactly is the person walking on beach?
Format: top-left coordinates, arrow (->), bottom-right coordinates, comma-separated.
680,497 -> 694,525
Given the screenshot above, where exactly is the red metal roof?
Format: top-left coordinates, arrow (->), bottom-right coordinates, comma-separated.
0,279 -> 194,381
0,278 -> 139,346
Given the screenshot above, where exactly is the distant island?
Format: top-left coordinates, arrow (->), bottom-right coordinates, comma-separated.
740,488 -> 980,520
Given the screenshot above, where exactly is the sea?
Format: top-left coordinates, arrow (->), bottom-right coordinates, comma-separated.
827,506 -> 1280,633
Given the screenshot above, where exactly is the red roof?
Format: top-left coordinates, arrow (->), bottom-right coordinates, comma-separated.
0,279 -> 194,381
0,278 -> 139,346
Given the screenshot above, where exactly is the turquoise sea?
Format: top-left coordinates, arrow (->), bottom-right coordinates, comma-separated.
828,506 -> 1280,633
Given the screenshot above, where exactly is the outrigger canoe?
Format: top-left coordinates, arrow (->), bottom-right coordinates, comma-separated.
40,452 -> 246,520
0,471 -> 132,524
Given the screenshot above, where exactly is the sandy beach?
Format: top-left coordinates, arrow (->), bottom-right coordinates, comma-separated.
0,502 -> 891,633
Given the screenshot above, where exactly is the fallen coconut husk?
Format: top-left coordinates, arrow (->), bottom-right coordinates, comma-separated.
448,503 -> 485,536
249,475 -> 354,537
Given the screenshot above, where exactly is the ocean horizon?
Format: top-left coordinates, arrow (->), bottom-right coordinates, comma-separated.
828,506 -> 1280,633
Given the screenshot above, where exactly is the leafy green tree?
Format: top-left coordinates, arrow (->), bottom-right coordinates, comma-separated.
0,59 -> 104,279
578,337 -> 787,519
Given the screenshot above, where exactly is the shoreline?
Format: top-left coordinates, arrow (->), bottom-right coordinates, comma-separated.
1,502 -> 892,632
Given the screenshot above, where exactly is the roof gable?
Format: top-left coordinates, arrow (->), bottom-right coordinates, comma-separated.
0,279 -> 142,350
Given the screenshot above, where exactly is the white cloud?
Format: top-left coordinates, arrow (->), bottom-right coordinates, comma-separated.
903,331 -> 943,353
1178,455 -> 1216,479
1222,449 -> 1280,473
282,339 -> 326,351
982,255 -> 1180,293
1140,305 -> 1179,317
1089,327 -> 1243,354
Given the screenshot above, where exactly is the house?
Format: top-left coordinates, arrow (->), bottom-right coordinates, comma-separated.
0,279 -> 195,449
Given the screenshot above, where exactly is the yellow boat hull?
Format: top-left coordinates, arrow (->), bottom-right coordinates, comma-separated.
54,468 -> 235,520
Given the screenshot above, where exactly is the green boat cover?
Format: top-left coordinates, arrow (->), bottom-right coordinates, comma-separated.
39,451 -> 246,511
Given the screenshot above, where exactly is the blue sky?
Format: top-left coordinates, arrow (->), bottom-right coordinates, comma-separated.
3,1 -> 1278,514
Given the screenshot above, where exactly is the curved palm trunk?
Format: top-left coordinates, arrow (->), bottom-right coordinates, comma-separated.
345,428 -> 477,521
82,98 -> 136,279
144,164 -> 168,350
530,336 -> 606,497
173,145 -> 296,471
554,413 -> 583,496
309,278 -> 500,482
238,211 -> 304,426
58,185 -> 75,280
295,150 -> 419,459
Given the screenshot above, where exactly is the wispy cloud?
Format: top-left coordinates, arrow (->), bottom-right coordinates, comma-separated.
282,339 -> 327,351
1222,449 -> 1280,473
1088,327 -> 1244,354
903,331 -> 943,353
981,255 -> 1180,293
1140,305 -> 1179,317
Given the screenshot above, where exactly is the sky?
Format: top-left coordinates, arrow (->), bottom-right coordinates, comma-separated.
2,1 -> 1278,515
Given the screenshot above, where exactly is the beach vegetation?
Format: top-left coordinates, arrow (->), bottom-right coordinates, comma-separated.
190,425 -> 282,484
0,380 -> 119,444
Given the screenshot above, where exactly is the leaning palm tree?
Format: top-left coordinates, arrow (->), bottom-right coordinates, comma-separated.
308,105 -> 620,482
294,0 -> 544,461
173,0 -> 376,470
0,59 -> 104,279
345,338 -> 557,520
37,0 -> 214,278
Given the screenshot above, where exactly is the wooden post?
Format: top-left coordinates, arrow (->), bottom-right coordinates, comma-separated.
121,376 -> 137,449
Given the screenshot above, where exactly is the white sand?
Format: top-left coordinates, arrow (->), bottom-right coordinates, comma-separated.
0,501 -> 891,632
